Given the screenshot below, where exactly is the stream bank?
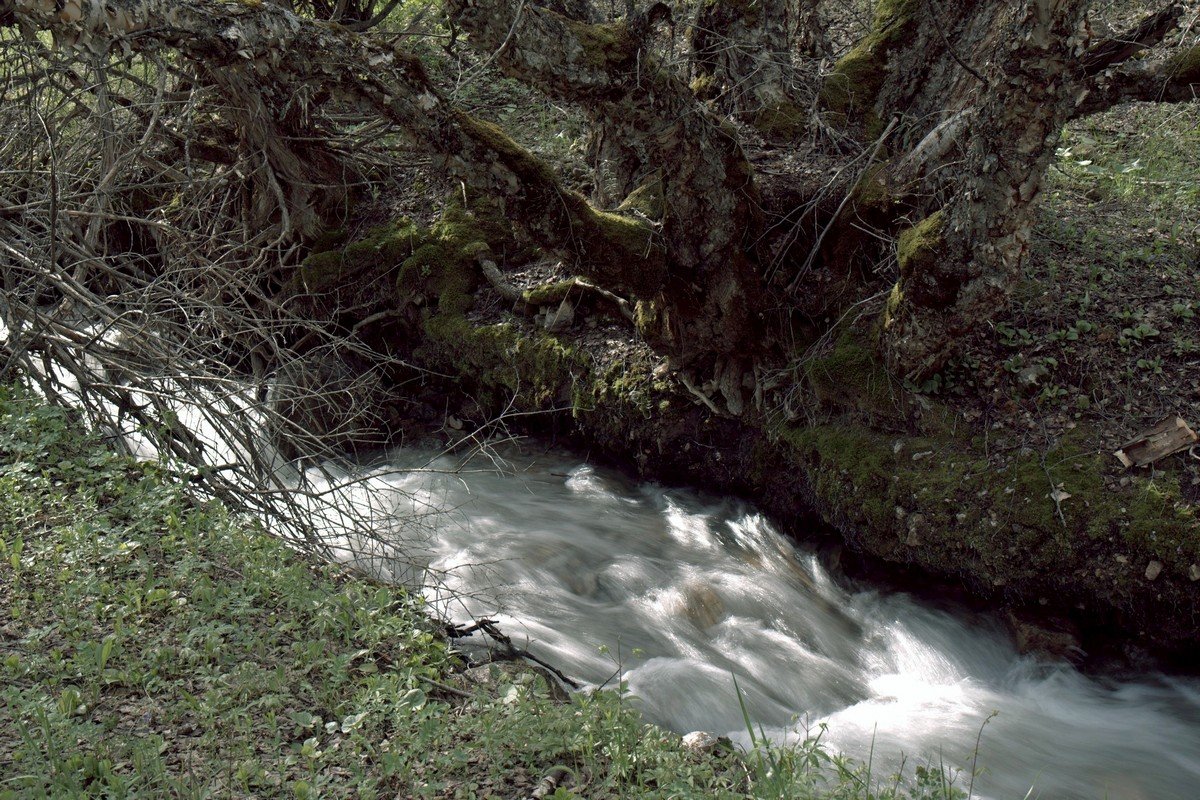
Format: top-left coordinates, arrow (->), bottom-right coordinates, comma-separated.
425,312 -> 1198,666
283,201 -> 1199,667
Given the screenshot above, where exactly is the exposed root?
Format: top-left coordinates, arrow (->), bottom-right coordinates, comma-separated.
515,276 -> 634,323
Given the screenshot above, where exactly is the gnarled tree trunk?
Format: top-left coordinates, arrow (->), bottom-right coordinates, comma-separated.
691,0 -> 806,138
5,0 -> 1197,397
820,0 -> 1194,381
448,0 -> 769,406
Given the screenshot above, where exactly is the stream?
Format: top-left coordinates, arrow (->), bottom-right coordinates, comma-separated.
16,308 -> 1199,799
309,445 -> 1200,800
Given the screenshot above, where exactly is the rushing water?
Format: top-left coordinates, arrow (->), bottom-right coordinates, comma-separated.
19,329 -> 1198,800
309,445 -> 1200,800
14,317 -> 1198,798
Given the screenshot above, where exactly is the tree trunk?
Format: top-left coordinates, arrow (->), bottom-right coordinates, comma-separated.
7,0 -> 1195,395
447,0 -> 769,404
822,0 -> 1091,380
3,0 -> 770,403
691,0 -> 806,138
820,1 -> 1198,380
796,0 -> 827,57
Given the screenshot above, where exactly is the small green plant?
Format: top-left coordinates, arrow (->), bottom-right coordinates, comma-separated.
1049,320 -> 1095,342
1173,337 -> 1199,355
1038,384 -> 1069,403
904,371 -> 946,395
1136,357 -> 1165,375
994,322 -> 1034,348
1118,322 -> 1160,349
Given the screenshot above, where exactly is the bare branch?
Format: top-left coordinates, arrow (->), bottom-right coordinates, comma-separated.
1075,43 -> 1200,117
1082,4 -> 1184,75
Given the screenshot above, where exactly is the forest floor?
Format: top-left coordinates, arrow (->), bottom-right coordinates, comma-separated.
947,102 -> 1200,507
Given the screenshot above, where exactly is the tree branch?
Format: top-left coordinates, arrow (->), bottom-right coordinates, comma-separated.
1075,44 -> 1200,117
1082,4 -> 1184,76
447,0 -> 766,366
0,0 -> 664,294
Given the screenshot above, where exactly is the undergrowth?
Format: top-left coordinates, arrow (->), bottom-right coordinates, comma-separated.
0,384 -> 967,799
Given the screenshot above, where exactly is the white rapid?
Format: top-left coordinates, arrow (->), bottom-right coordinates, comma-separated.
311,445 -> 1200,800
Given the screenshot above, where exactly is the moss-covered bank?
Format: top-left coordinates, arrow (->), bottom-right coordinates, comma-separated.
288,212 -> 1200,664
430,319 -> 1198,659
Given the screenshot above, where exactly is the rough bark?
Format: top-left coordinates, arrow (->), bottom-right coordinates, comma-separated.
3,0 -> 771,393
820,1 -> 1092,380
1081,4 -> 1183,75
7,0 -> 1195,397
534,0 -> 597,21
448,0 -> 768,397
1,0 -> 668,288
820,1 -> 1197,380
1070,5 -> 1196,117
1075,42 -> 1200,116
690,0 -> 806,138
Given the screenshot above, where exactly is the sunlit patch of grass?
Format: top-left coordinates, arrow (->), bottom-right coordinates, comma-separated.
1053,103 -> 1200,217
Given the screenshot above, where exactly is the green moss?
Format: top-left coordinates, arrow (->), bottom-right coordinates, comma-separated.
773,409 -> 1200,595
820,0 -> 921,123
297,250 -> 344,287
587,354 -> 667,420
397,243 -> 475,316
777,421 -> 1022,577
863,111 -> 889,142
616,176 -> 665,221
563,18 -> 637,71
854,163 -> 892,214
751,101 -> 808,141
290,201 -> 518,331
590,207 -> 658,257
632,299 -> 663,340
393,203 -> 507,317
883,281 -> 904,329
432,201 -> 511,255
455,111 -> 664,295
307,227 -> 347,254
896,210 -> 944,278
690,73 -> 718,100
294,219 -> 418,295
457,113 -> 560,188
522,279 -> 578,307
804,332 -> 899,418
1167,44 -> 1200,83
1082,468 -> 1198,565
420,317 -> 585,410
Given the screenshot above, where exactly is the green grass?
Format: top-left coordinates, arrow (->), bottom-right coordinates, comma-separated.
1053,103 -> 1200,222
0,384 -> 968,798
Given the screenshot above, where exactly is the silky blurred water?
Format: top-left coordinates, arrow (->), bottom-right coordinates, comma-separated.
310,446 -> 1200,800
